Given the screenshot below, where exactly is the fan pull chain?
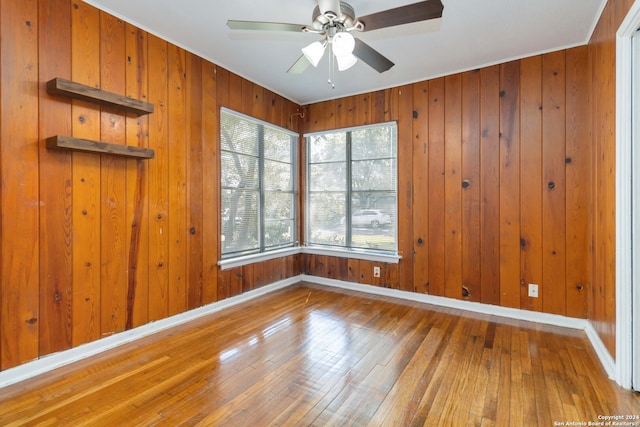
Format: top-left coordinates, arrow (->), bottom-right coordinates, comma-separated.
328,50 -> 335,89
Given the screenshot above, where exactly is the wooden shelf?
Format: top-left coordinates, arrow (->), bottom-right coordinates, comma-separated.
46,136 -> 155,159
47,77 -> 154,116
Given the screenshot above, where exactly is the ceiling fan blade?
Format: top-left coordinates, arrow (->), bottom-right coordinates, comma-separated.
359,0 -> 444,32
227,20 -> 307,32
287,54 -> 311,74
318,0 -> 341,16
353,38 -> 394,73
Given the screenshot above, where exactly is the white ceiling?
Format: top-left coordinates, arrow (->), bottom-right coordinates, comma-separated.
83,0 -> 606,105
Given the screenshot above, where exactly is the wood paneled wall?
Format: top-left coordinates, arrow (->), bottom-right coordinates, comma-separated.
588,0 -> 635,358
0,0 -> 301,371
303,48 -> 593,320
0,0 -> 627,371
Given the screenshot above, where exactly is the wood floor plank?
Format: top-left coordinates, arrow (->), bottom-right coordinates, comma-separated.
0,283 -> 637,426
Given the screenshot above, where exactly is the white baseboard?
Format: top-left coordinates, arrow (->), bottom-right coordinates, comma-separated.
0,276 -> 299,389
302,275 -> 587,329
584,320 -> 616,379
0,274 -> 617,389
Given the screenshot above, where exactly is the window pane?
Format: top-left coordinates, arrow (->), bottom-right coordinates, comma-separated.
352,159 -> 397,191
307,193 -> 346,247
352,126 -> 396,160
264,160 -> 292,191
309,133 -> 346,163
221,189 -> 259,255
309,162 -> 347,192
221,152 -> 259,189
264,129 -> 292,162
265,191 -> 294,220
221,113 -> 259,156
265,219 -> 294,248
350,192 -> 396,252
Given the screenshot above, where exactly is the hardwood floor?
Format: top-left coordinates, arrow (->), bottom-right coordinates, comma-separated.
0,283 -> 638,426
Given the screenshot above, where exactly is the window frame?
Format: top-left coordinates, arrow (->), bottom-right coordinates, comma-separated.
304,121 -> 400,262
218,107 -> 299,267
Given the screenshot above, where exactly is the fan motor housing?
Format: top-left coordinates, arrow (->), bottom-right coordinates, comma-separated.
311,2 -> 356,31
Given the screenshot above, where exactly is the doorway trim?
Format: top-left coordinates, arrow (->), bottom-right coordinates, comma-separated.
615,0 -> 640,391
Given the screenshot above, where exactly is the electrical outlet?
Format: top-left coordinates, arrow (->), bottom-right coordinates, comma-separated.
373,266 -> 381,278
528,283 -> 539,298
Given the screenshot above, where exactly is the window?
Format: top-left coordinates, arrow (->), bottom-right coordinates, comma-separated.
306,122 -> 398,255
220,108 -> 297,259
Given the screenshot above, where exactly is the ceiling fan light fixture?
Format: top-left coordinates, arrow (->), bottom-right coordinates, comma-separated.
302,40 -> 327,67
331,31 -> 355,57
336,53 -> 357,71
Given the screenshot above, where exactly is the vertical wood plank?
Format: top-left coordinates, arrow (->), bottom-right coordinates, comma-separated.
125,23 -> 149,329
38,0 -> 73,355
217,269 -> 230,301
565,46 -> 590,319
397,85 -> 414,292
322,100 -> 337,131
479,66 -> 501,305
228,72 -> 242,111
99,12 -> 127,336
590,9 -> 610,350
370,90 -> 386,124
216,67 -> 230,108
250,82 -> 264,120
229,267 -> 243,297
186,53 -> 204,310
519,56 -> 544,312
428,78 -> 446,296
0,0 -> 40,369
167,44 -> 187,316
380,262 -> 393,289
70,0 -> 101,347
385,87 -> 400,122
357,93 -> 370,125
444,75 -> 463,299
312,255 -> 328,278
147,34 -> 170,321
242,264 -> 255,292
264,90 -> 281,128
412,81 -> 429,294
461,70 -> 481,302
336,257 -> 349,281
599,7 -> 616,351
263,258 -> 277,283
499,61 -> 521,309
336,96 -> 357,129
541,51 -> 567,316
241,79 -> 253,116
253,262 -> 265,289
348,258 -> 360,283
202,61 -> 219,305
326,256 -> 338,280
359,260 -> 374,285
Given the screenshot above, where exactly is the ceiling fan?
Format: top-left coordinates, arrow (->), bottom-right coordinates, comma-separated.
227,0 -> 444,74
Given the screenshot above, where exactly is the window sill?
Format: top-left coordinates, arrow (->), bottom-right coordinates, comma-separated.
302,246 -> 401,264
218,245 -> 402,270
218,247 -> 302,270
